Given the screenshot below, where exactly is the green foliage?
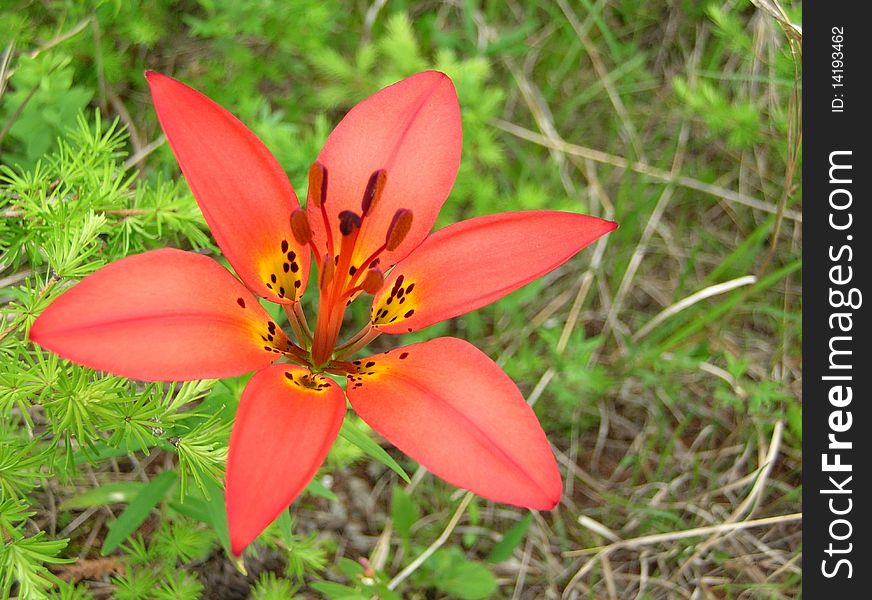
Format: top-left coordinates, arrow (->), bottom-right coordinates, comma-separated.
102,471 -> 177,555
251,572 -> 300,600
339,417 -> 409,483
1,53 -> 93,166
390,485 -> 419,544
0,499 -> 72,599
673,76 -> 762,149
487,512 -> 533,563
416,548 -> 497,599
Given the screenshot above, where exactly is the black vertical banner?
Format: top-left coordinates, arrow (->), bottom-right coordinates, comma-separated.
804,1 -> 870,595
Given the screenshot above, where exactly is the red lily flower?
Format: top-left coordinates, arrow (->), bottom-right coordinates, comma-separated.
29,71 -> 617,555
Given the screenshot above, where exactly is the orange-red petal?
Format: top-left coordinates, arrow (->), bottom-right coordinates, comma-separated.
226,365 -> 345,555
146,71 -> 309,303
309,71 -> 461,267
29,249 -> 287,381
346,337 -> 561,510
371,211 -> 617,333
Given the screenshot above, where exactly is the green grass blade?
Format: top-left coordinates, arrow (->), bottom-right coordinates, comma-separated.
100,470 -> 177,555
487,512 -> 533,563
339,420 -> 410,483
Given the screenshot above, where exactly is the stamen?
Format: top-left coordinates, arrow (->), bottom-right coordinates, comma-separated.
319,253 -> 335,291
361,268 -> 384,294
360,169 -> 387,216
308,161 -> 334,255
290,209 -> 312,245
385,209 -> 413,250
306,162 -> 327,208
339,210 -> 362,236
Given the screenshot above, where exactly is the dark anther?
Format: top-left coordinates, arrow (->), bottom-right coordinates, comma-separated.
307,162 -> 328,208
385,208 -> 413,250
291,209 -> 313,245
362,268 -> 384,294
349,266 -> 357,276
339,210 -> 362,236
236,297 -> 246,308
361,169 -> 387,215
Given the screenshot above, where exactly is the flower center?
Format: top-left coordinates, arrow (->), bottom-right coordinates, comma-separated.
283,370 -> 333,392
294,162 -> 413,367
